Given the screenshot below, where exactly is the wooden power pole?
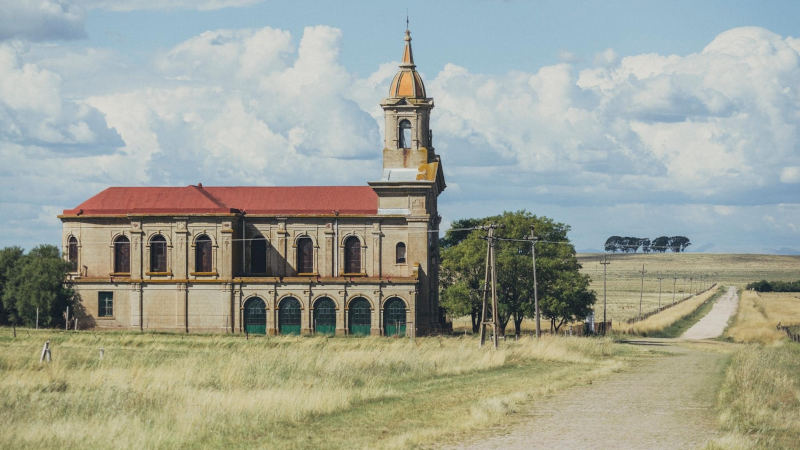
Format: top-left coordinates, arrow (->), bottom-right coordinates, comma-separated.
527,225 -> 540,338
672,275 -> 677,304
638,264 -> 646,319
657,273 -> 663,309
479,225 -> 500,349
600,255 -> 610,335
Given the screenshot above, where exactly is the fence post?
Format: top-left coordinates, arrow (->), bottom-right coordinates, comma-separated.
39,340 -> 51,363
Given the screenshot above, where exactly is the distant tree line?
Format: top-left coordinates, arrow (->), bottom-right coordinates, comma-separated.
746,280 -> 800,292
604,236 -> 691,253
0,245 -> 76,330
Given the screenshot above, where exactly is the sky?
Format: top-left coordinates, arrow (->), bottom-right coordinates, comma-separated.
1,0 -> 799,254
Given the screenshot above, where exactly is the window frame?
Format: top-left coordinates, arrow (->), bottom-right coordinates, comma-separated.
250,235 -> 267,275
149,234 -> 168,273
113,236 -> 130,274
194,234 -> 213,273
67,236 -> 79,272
343,236 -> 362,275
296,237 -> 314,274
395,242 -> 406,264
98,291 -> 114,318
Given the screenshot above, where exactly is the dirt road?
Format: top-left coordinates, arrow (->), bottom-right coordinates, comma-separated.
458,288 -> 741,449
458,342 -> 727,449
681,286 -> 739,340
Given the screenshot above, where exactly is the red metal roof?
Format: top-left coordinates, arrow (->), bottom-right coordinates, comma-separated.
62,185 -> 378,216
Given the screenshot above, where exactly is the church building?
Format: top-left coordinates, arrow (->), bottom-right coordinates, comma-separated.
59,29 -> 446,337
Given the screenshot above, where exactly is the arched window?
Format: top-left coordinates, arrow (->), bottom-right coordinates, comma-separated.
67,236 -> 78,271
195,234 -> 212,273
384,297 -> 406,337
348,297 -> 371,336
313,297 -> 336,335
395,242 -> 406,264
149,234 -> 167,272
113,236 -> 130,273
296,237 -> 313,274
398,119 -> 412,148
344,236 -> 361,274
278,297 -> 301,335
250,235 -> 267,274
244,297 -> 266,335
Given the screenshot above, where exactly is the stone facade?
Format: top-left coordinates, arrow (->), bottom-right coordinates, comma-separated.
60,29 -> 446,337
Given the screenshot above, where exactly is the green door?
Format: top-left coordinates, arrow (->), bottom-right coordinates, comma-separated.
278,297 -> 301,335
348,297 -> 371,336
244,297 -> 266,335
383,297 -> 406,337
314,297 -> 336,335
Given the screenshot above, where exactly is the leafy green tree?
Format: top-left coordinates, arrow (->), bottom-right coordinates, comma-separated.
0,246 -> 24,325
440,234 -> 486,332
2,245 -> 74,328
669,236 -> 691,252
604,236 -> 622,252
652,236 -> 669,252
440,211 -> 595,336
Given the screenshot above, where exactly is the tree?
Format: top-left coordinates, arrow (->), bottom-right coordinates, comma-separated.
440,211 -> 595,336
538,269 -> 595,332
640,238 -> 651,253
652,236 -> 669,253
669,236 -> 691,252
1,245 -> 75,328
604,236 -> 622,253
440,234 -> 486,333
0,246 -> 24,325
621,237 -> 641,253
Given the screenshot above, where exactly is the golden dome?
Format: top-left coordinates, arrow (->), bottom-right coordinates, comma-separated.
388,29 -> 426,99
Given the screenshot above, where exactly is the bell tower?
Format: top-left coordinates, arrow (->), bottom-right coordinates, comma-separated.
378,28 -> 442,182
370,27 -> 446,334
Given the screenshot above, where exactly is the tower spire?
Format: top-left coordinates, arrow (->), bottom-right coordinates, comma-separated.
401,26 -> 414,67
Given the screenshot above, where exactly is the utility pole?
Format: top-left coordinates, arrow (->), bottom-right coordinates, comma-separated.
690,275 -> 694,296
672,275 -> 677,304
600,255 -> 611,335
657,273 -> 663,309
479,224 -> 500,349
638,264 -> 646,319
526,225 -> 540,338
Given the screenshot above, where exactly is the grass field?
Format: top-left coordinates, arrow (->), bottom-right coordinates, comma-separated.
724,291 -> 800,344
0,329 -> 639,449
577,253 -> 800,323
708,287 -> 800,448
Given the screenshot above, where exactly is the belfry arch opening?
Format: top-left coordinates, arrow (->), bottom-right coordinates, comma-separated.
398,119 -> 412,149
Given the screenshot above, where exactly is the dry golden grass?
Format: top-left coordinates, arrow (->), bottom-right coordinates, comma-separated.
711,344 -> 800,449
577,253 -> 800,323
724,291 -> 800,344
616,285 -> 720,336
0,329 -> 636,449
